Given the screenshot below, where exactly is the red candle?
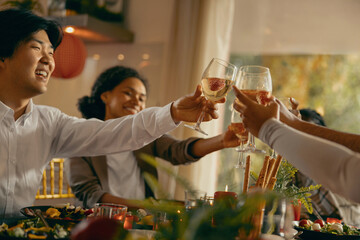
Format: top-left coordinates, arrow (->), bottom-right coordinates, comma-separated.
214,185 -> 238,202
214,191 -> 238,201
213,187 -> 238,226
123,214 -> 134,230
292,199 -> 302,221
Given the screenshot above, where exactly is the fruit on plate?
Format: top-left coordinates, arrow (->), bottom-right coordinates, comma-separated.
297,218 -> 360,236
299,219 -> 312,228
137,215 -> 154,226
329,222 -> 343,233
312,223 -> 322,232
45,207 -> 61,218
326,217 -> 342,224
43,204 -> 93,220
313,219 -> 325,228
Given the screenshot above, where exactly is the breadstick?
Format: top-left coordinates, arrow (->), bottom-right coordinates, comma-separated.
242,155 -> 251,194
264,157 -> 275,188
255,156 -> 270,188
267,177 -> 277,190
269,155 -> 282,180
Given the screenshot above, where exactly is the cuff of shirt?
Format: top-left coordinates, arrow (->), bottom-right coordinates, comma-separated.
85,191 -> 108,209
183,137 -> 202,164
157,102 -> 180,132
258,118 -> 280,146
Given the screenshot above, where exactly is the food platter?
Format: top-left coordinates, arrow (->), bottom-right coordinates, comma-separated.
20,205 -> 92,221
0,217 -> 76,240
294,226 -> 360,240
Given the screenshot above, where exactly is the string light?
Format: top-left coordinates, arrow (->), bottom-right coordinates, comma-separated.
117,54 -> 125,61
92,54 -> 100,60
142,53 -> 150,60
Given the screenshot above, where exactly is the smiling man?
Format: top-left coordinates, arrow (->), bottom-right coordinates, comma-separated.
0,8 -> 222,219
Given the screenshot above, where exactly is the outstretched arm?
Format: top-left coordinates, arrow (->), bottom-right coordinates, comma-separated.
232,85 -> 360,203
277,97 -> 360,153
260,119 -> 360,203
188,126 -> 240,158
100,193 -> 144,210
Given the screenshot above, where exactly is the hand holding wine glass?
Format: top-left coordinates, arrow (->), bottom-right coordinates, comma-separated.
236,65 -> 272,153
232,86 -> 279,138
184,58 -> 237,135
171,84 -> 224,123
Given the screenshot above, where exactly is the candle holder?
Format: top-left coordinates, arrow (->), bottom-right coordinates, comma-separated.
184,190 -> 207,211
93,203 -> 128,224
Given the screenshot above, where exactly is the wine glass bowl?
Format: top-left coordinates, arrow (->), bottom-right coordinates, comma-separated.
230,109 -> 249,152
201,77 -> 233,102
238,65 -> 272,92
184,58 -> 237,135
238,65 -> 272,105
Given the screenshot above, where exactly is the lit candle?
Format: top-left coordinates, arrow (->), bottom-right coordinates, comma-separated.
214,185 -> 238,203
123,213 -> 134,230
213,185 -> 238,226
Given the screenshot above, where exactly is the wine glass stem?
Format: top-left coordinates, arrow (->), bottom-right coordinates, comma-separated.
235,143 -> 245,168
237,151 -> 244,167
194,110 -> 206,128
248,134 -> 256,149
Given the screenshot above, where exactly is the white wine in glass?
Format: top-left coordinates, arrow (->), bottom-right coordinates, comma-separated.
230,108 -> 249,151
201,77 -> 234,102
237,65 -> 272,153
184,58 -> 237,135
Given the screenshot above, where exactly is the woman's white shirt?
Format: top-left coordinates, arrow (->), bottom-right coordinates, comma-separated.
107,152 -> 145,199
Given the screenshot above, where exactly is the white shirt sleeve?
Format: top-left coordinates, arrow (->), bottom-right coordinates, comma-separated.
50,103 -> 178,157
259,118 -> 360,203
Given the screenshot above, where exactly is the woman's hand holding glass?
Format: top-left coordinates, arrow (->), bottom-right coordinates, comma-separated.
235,65 -> 272,153
184,58 -> 237,135
171,84 -> 225,123
232,86 -> 279,138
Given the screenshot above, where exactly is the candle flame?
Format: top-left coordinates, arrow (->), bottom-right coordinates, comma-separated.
64,26 -> 75,33
225,185 -> 228,192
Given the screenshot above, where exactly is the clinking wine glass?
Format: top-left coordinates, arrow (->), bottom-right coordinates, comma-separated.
230,108 -> 249,168
184,58 -> 237,135
237,65 -> 272,153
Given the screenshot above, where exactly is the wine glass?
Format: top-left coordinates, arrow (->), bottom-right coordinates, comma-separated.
230,108 -> 249,168
184,58 -> 237,135
237,65 -> 272,153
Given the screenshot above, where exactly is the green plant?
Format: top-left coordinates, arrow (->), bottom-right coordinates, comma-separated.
273,159 -> 321,214
123,154 -> 284,240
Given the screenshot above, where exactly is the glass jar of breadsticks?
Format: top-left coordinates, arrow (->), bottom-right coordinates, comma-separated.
239,154 -> 294,239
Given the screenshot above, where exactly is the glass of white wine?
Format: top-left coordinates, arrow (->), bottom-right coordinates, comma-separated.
184,58 -> 237,135
237,65 -> 272,153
